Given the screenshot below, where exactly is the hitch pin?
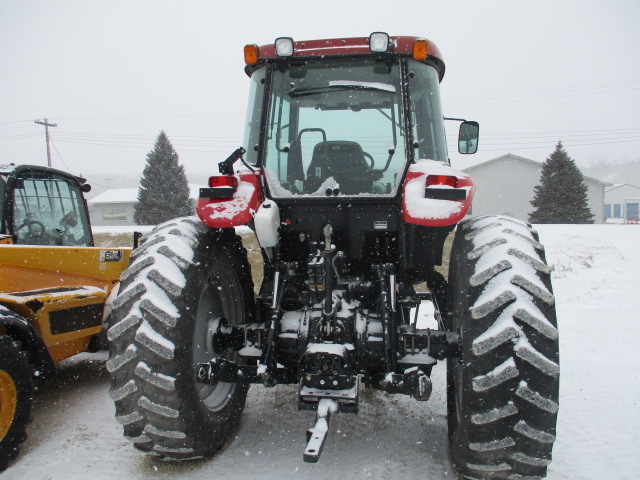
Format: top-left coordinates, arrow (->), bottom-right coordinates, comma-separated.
303,399 -> 338,463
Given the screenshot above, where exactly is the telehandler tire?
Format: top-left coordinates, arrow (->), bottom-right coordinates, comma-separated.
446,216 -> 559,479
107,217 -> 253,460
0,332 -> 34,472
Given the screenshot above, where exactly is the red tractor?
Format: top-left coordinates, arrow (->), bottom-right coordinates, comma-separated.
107,33 -> 559,479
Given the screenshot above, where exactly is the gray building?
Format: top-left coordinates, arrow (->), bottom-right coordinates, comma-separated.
462,153 -> 608,223
604,184 -> 640,221
88,185 -> 205,226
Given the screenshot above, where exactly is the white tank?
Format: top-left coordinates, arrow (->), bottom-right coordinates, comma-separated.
254,199 -> 280,248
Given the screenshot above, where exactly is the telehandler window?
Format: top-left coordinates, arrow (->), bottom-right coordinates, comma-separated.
12,173 -> 92,246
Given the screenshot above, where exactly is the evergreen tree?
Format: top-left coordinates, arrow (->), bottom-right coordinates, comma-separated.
134,131 -> 192,225
529,142 -> 594,224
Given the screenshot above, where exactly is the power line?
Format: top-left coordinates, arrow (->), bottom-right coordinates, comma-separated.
54,113 -> 245,126
449,137 -> 640,153
49,137 -> 74,173
479,127 -> 640,138
53,134 -> 241,146
0,133 -> 43,141
53,138 -> 240,153
54,131 -> 242,140
0,120 -> 33,126
446,79 -> 640,106
477,135 -> 640,147
55,113 -> 243,121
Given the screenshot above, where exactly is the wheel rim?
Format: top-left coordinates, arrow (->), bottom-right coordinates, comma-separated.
0,369 -> 17,442
192,270 -> 240,412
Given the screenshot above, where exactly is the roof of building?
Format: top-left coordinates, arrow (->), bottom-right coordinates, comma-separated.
462,153 -> 541,171
605,183 -> 640,192
462,153 -> 610,186
88,184 -> 205,204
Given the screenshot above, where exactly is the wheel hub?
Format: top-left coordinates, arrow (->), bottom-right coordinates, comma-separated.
193,273 -> 239,411
0,369 -> 17,442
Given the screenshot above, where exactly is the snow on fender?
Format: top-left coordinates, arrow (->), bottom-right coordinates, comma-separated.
401,159 -> 475,227
196,172 -> 264,229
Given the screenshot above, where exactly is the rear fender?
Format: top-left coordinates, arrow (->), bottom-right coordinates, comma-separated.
196,171 -> 264,228
0,286 -> 108,363
0,309 -> 55,381
401,160 -> 475,227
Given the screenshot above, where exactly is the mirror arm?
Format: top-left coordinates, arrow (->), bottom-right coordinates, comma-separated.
444,117 -> 468,122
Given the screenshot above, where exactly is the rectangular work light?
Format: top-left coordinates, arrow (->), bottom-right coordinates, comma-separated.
275,37 -> 294,57
369,32 -> 389,52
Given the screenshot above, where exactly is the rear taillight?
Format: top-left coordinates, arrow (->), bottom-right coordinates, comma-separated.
426,175 -> 458,188
209,176 -> 238,189
200,175 -> 238,200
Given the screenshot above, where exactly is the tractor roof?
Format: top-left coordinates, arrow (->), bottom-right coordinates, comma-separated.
245,34 -> 445,81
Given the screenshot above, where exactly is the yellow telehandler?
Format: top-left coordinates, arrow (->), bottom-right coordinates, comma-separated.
0,164 -> 131,470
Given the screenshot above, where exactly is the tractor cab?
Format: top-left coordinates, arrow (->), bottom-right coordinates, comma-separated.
197,34 -> 479,269
242,35 -> 474,200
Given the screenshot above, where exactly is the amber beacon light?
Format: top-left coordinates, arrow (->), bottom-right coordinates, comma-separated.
412,38 -> 428,60
244,44 -> 259,65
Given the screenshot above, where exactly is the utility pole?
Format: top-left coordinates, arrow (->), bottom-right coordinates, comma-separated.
34,118 -> 57,167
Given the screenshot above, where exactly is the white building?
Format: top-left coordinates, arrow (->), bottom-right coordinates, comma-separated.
462,154 -> 608,223
88,185 -> 205,226
604,184 -> 640,221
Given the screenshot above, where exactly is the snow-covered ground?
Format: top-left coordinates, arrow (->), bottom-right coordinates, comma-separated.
3,224 -> 639,480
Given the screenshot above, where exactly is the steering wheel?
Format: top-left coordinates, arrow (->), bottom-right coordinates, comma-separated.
363,152 -> 375,169
15,220 -> 47,244
16,220 -> 45,234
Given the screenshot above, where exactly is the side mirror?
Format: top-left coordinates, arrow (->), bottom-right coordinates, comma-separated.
458,121 -> 479,154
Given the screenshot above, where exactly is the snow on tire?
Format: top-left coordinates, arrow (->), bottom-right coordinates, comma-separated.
107,217 -> 253,460
446,215 -> 559,480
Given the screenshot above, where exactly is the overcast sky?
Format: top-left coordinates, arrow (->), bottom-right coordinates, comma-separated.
1,0 -> 639,191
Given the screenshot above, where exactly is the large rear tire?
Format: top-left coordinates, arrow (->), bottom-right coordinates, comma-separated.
447,216 -> 559,479
107,217 -> 253,460
0,331 -> 34,472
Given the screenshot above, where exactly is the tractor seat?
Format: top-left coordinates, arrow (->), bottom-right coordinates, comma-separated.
306,141 -> 371,194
